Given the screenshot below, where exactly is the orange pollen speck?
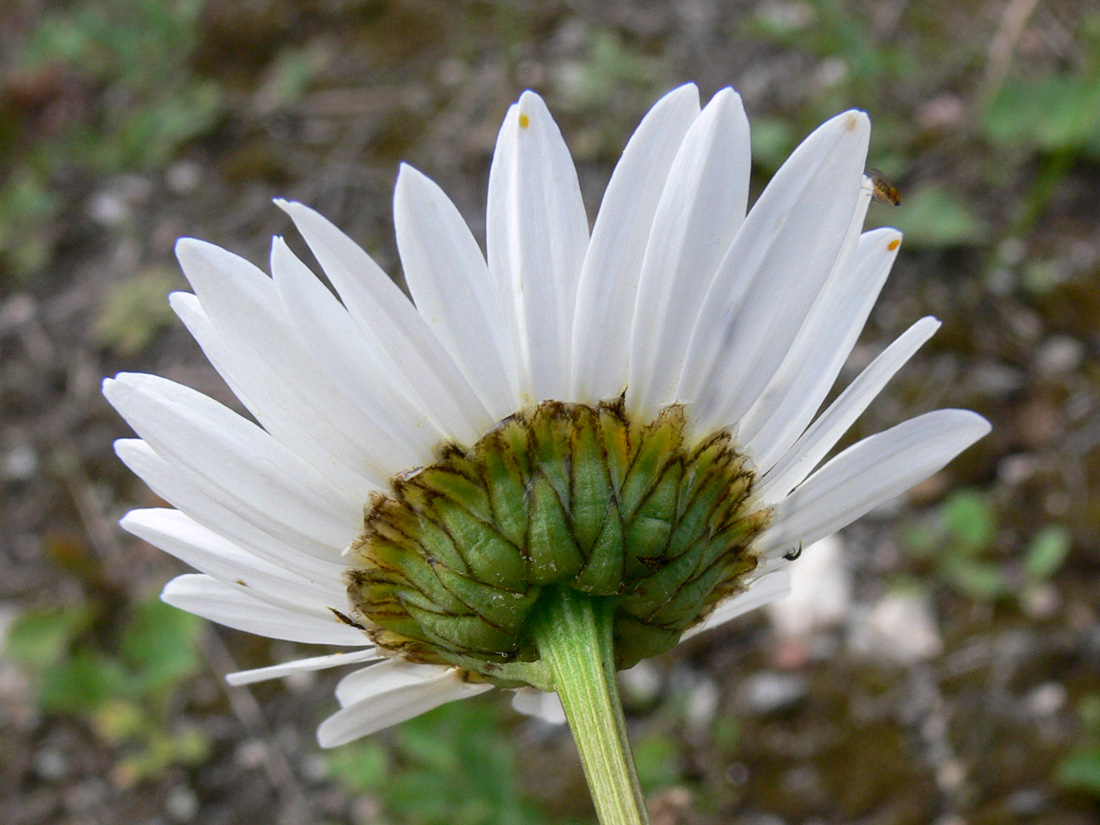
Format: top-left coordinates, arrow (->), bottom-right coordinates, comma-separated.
888,238 -> 901,251
519,112 -> 530,129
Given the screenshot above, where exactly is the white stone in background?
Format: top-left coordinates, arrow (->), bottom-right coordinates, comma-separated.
767,534 -> 852,642
619,659 -> 663,705
166,160 -> 202,195
1021,583 -> 1060,620
1035,334 -> 1084,377
233,739 -> 268,769
165,785 -> 200,823
997,453 -> 1038,486
511,687 -> 566,725
34,748 -> 69,780
1,444 -> 38,481
1026,682 -> 1067,718
300,754 -> 329,783
849,589 -> 943,664
737,671 -> 808,716
683,674 -> 719,733
88,175 -> 152,227
970,363 -> 1025,395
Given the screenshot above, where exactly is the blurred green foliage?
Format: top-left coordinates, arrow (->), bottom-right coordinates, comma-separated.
92,265 -> 181,356
16,0 -> 221,172
632,731 -> 683,791
984,73 -> 1100,155
983,14 -> 1100,156
744,3 -> 1100,254
1055,695 -> 1100,797
884,184 -> 987,248
554,31 -> 655,112
325,699 -> 589,825
0,170 -> 61,279
1,0 -> 223,282
742,0 -> 917,104
5,596 -> 211,785
902,489 -> 1071,602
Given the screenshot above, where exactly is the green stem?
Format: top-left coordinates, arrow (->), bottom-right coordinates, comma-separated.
531,589 -> 650,825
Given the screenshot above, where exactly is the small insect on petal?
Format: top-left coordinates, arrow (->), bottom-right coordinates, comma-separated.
868,169 -> 901,206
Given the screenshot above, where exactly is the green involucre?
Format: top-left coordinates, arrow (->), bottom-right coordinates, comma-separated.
345,400 -> 769,687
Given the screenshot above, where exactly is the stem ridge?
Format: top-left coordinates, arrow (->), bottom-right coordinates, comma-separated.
532,589 -> 651,825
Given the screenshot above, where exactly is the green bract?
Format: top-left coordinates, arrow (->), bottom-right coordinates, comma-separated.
346,400 -> 770,688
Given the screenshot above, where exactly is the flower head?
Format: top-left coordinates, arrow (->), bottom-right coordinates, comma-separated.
105,85 -> 989,749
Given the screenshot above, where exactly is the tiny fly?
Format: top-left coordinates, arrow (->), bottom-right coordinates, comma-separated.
867,169 -> 901,206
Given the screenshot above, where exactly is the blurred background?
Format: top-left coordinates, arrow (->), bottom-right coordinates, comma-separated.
1,1 -> 1098,823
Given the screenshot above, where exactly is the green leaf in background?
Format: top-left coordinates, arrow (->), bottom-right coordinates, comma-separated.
331,699 -> 562,825
942,558 -> 1005,601
873,184 -> 986,248
40,649 -> 129,715
93,698 -> 148,743
554,30 -> 653,111
710,716 -> 740,755
93,266 -> 180,356
900,522 -> 938,559
4,605 -> 93,669
114,725 -> 211,787
940,490 -> 997,553
984,74 -> 1100,154
325,738 -> 390,795
1055,750 -> 1100,797
1078,695 -> 1100,733
632,732 -> 682,792
120,597 -> 204,695
750,117 -> 799,175
109,80 -> 224,171
0,171 -> 62,281
1023,525 -> 1072,580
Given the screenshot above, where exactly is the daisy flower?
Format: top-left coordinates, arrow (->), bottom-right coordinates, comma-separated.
105,84 -> 988,824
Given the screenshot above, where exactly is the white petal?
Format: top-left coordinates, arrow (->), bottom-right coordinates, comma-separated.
115,439 -> 346,584
171,292 -> 385,491
628,88 -> 752,415
570,83 -> 701,402
123,507 -> 345,612
104,374 -> 361,562
318,661 -> 492,747
680,570 -> 792,640
740,226 -> 898,472
162,574 -> 369,646
332,657 -> 442,707
175,238 -> 423,479
759,316 -> 942,503
680,110 -> 871,434
486,91 -> 590,403
394,164 -> 520,418
268,236 -> 442,461
277,200 -> 491,444
757,410 -> 991,556
227,648 -> 381,686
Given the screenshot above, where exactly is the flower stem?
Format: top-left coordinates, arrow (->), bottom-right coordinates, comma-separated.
531,589 -> 650,825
